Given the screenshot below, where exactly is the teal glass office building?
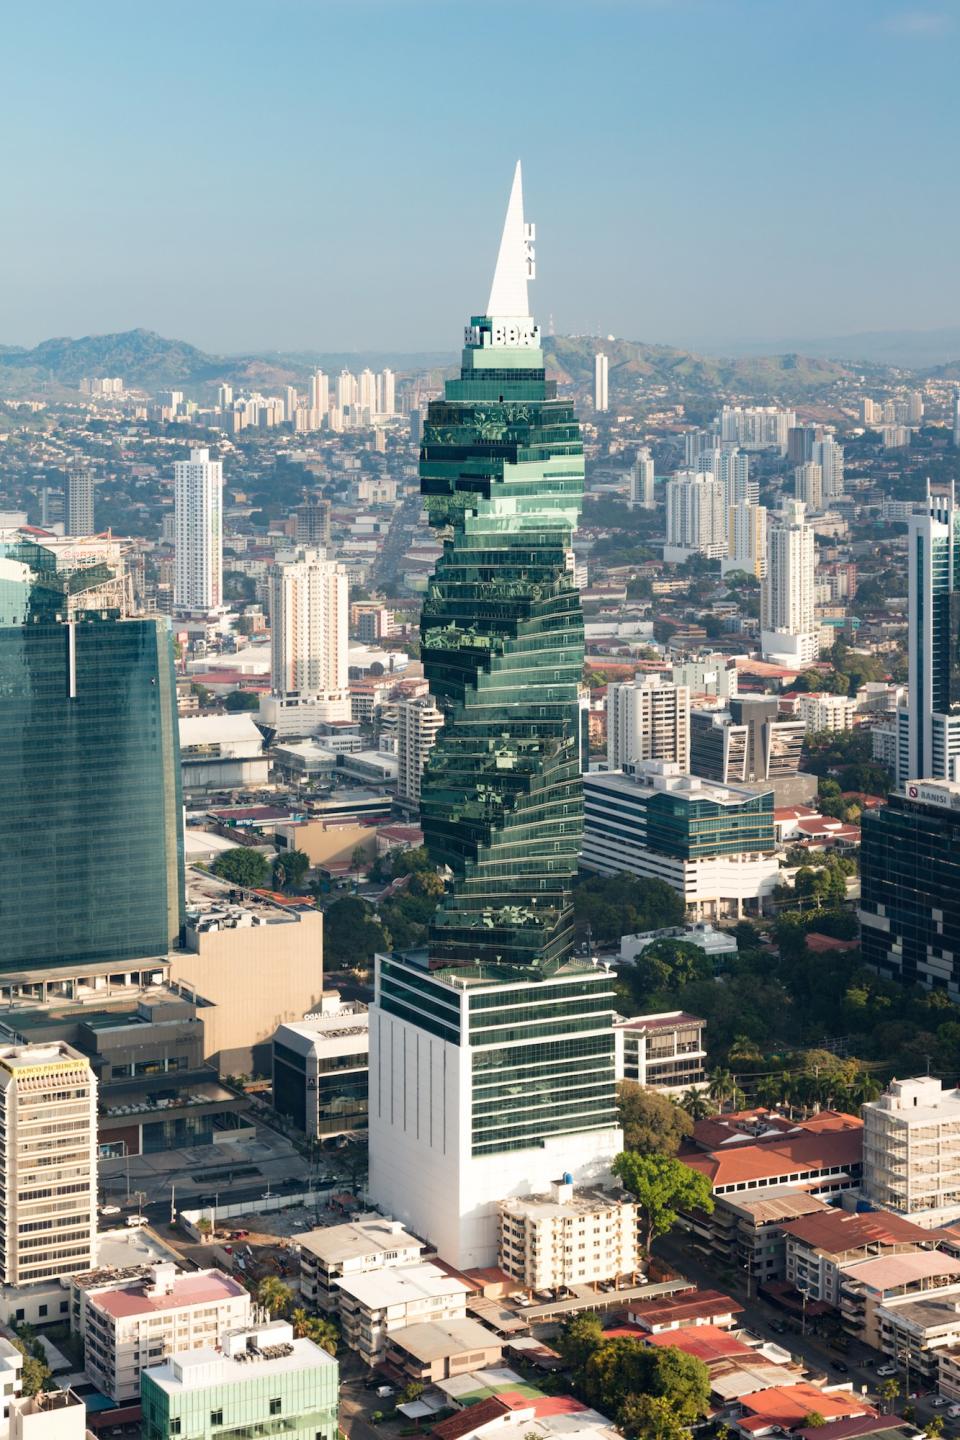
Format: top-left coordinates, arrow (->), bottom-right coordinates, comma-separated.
141,1330 -> 339,1440
0,535 -> 184,971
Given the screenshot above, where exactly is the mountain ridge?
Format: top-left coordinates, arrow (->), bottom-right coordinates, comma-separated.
0,326 -> 867,400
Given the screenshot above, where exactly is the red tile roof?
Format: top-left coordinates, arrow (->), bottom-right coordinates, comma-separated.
628,1288 -> 742,1331
779,1208 -> 932,1254
644,1324 -> 754,1364
683,1124 -> 863,1190
738,1382 -> 875,1428
431,1399 -> 510,1440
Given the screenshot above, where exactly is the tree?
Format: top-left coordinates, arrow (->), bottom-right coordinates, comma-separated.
612,1151 -> 715,1256
213,847 -> 270,889
400,1382 -> 425,1405
803,1414 -> 826,1428
257,1277 -> 292,1318
322,896 -> 390,966
879,1378 -> 901,1413
20,1354 -> 50,1397
926,1417 -> 945,1438
303,1316 -> 339,1356
679,1089 -> 715,1121
224,689 -> 261,712
273,849 -> 310,892
618,1083 -> 693,1157
619,1394 -> 690,1440
556,1311 -> 604,1373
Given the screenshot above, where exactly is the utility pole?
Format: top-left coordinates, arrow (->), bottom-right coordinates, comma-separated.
170,1181 -> 176,1226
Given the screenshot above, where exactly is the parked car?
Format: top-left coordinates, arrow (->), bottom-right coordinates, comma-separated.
832,1361 -> 849,1374
877,1364 -> 898,1378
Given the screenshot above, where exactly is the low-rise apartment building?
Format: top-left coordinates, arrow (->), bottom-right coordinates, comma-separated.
706,1191 -> 831,1288
840,1250 -> 960,1349
781,1208 -> 936,1306
876,1285 -> 960,1381
335,1263 -> 470,1366
385,1318 -> 503,1384
498,1180 -> 639,1291
83,1263 -> 252,1402
294,1217 -> 423,1314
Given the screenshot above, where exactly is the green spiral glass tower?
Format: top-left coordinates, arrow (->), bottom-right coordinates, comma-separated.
418,163 -> 584,976
369,166 -> 621,1269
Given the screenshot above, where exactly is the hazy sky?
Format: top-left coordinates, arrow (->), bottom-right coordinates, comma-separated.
3,0 -> 959,354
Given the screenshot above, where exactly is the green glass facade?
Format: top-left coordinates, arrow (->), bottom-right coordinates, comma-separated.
419,316 -> 585,976
141,1345 -> 339,1440
860,791 -> 960,995
0,536 -> 183,970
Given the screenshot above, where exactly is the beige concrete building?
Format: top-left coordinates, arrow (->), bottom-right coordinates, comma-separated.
168,872 -> 323,1075
295,1216 -> 424,1313
0,1042 -> 97,1287
397,696 -> 444,807
336,1263 -> 470,1366
498,1180 -> 639,1291
386,1318 -> 503,1383
863,1077 -> 960,1226
83,1263 -> 252,1403
274,818 -> 378,869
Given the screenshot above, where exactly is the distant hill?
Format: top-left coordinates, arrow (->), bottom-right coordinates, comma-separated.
544,335 -> 853,401
0,326 -> 864,401
682,327 -> 960,371
0,330 -> 457,395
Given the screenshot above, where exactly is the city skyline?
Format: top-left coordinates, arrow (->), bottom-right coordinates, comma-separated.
4,0 -> 960,353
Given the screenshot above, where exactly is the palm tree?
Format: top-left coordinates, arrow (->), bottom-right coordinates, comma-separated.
290,1307 -> 311,1337
304,1317 -> 339,1355
257,1277 -> 292,1319
680,1088 -> 714,1121
850,1074 -> 882,1111
708,1067 -> 736,1113
755,1074 -> 788,1111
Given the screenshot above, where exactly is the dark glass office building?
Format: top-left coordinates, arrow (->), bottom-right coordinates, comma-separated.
860,784 -> 960,997
0,536 -> 184,971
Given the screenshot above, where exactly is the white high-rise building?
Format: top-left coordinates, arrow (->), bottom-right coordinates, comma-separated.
336,369 -> 358,412
310,370 -> 329,419
397,696 -> 444,807
606,674 -> 690,773
761,499 -> 819,666
594,352 -> 609,412
0,1043 -> 97,1287
268,547 -> 348,700
629,448 -> 655,509
696,447 -> 756,511
380,368 -> 396,416
664,471 -> 726,561
723,501 -> 767,579
897,484 -> 960,785
719,405 -> 796,454
283,385 -> 298,423
174,447 -> 222,612
216,383 -> 233,409
358,369 -> 377,416
65,465 -> 95,536
953,391 -> 960,448
794,461 -> 823,512
813,436 -> 844,501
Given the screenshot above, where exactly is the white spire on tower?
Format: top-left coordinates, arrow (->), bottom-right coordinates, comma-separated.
486,160 -> 535,321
